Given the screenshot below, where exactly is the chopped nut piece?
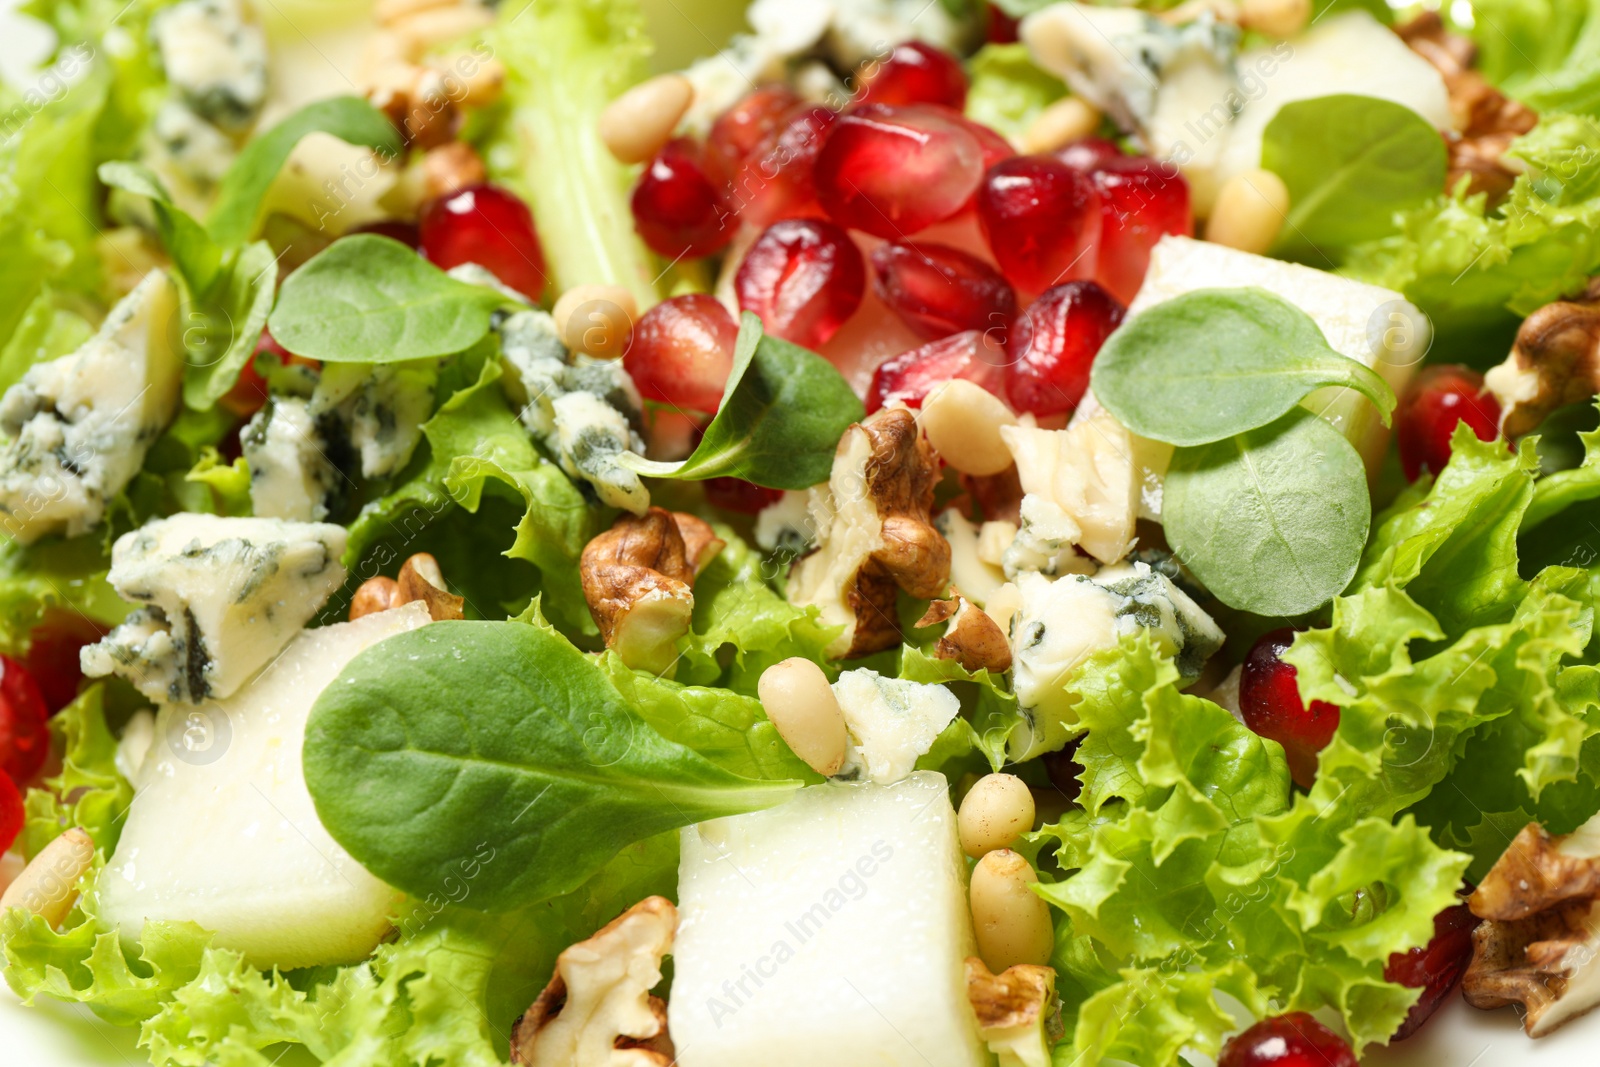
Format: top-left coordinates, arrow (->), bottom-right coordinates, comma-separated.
350,576 -> 404,620
1471,820 -> 1600,922
349,553 -> 465,622
964,957 -> 1059,1067
511,896 -> 678,1067
422,140 -> 486,199
582,509 -> 723,674
918,590 -> 1013,673
1485,281 -> 1600,439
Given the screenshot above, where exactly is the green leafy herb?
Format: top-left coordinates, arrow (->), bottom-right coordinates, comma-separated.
1458,0 -> 1600,117
268,235 -> 511,363
1262,95 -> 1447,253
964,43 -> 1068,141
1092,288 -> 1395,447
1163,409 -> 1371,617
303,618 -> 800,911
621,313 -> 864,489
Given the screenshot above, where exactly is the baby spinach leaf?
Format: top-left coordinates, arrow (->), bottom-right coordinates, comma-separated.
1091,288 -> 1395,446
303,619 -> 801,911
1163,409 -> 1371,617
207,96 -> 404,247
268,235 -> 510,362
621,313 -> 863,489
1262,95 -> 1447,253
99,162 -> 222,295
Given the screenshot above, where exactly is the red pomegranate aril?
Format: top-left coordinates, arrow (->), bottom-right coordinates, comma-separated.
420,183 -> 546,301
1385,901 -> 1478,1040
960,116 -> 1016,173
736,105 -> 838,227
1004,281 -> 1124,418
1056,137 -> 1124,173
867,329 -> 1008,413
0,655 -> 51,786
1397,365 -> 1503,482
978,155 -> 1102,294
815,104 -> 985,238
736,218 -> 866,350
708,84 -> 802,183
704,477 -> 783,514
625,294 -> 739,414
348,219 -> 421,247
1239,627 -> 1341,789
857,41 -> 969,110
26,612 -> 109,715
987,3 -> 1021,43
1218,1014 -> 1357,1067
220,350 -> 271,418
0,771 -> 22,855
871,241 -> 1017,340
1090,155 -> 1193,304
632,139 -> 736,262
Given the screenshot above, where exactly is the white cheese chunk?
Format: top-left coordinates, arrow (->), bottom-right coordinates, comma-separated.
756,489 -> 816,554
240,398 -> 338,521
671,773 -> 988,1067
0,272 -> 183,544
82,514 -> 348,704
1001,407 -> 1139,573
309,363 -> 434,480
832,670 -> 961,784
936,508 -> 1005,606
154,0 -> 268,133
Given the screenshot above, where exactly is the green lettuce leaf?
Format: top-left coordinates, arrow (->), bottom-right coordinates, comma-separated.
899,644 -> 1020,771
1457,0 -> 1600,117
21,684 -> 134,856
0,535 -> 125,657
964,43 -> 1068,141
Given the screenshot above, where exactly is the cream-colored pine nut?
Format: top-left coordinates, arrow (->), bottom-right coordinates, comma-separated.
423,141 -> 486,199
553,285 -> 639,359
757,658 -> 849,777
921,380 -> 1018,477
0,828 -> 95,929
599,73 -> 695,165
359,32 -> 416,82
374,0 -> 457,27
1206,169 -> 1290,255
1159,0 -> 1241,24
969,849 -> 1055,972
1240,0 -> 1311,37
391,5 -> 493,55
958,773 -> 1036,858
1021,97 -> 1102,154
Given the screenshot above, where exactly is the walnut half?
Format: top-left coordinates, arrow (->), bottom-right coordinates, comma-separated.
965,957 -> 1060,1067
917,590 -> 1013,674
1485,280 -> 1600,439
349,552 -> 466,622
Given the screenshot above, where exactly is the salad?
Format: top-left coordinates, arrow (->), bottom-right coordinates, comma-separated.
2,0 -> 1600,1064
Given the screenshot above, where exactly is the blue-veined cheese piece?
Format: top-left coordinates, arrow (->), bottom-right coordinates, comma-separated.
148,100 -> 237,189
240,398 -> 339,521
550,391 -> 649,514
154,0 -> 268,133
0,273 -> 183,544
81,514 -> 348,704
832,669 -> 961,784
756,490 -> 816,555
498,309 -> 568,438
309,363 -> 435,479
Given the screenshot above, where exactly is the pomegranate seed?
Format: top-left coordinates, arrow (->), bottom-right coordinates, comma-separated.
631,138 -> 736,262
625,294 -> 739,414
1218,1014 -> 1357,1067
736,105 -> 838,227
220,350 -> 271,419
1397,365 -> 1503,482
704,477 -> 783,514
1385,900 -> 1478,1040
978,155 -> 1102,294
1088,156 -> 1192,304
1239,627 -> 1341,789
959,116 -> 1016,173
867,329 -> 1008,413
348,219 -> 421,247
0,655 -> 51,786
26,612 -> 109,714
1056,137 -> 1124,172
857,41 -> 969,110
0,771 -> 21,855
1004,281 -> 1124,418
736,218 -> 865,350
987,4 -> 1021,43
815,104 -> 985,238
420,183 -> 547,301
708,84 -> 802,183
871,241 -> 1017,340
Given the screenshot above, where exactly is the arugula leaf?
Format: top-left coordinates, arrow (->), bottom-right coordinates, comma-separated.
268,235 -> 510,363
1092,288 -> 1395,446
1262,95 -> 1448,253
303,618 -> 800,911
621,313 -> 864,489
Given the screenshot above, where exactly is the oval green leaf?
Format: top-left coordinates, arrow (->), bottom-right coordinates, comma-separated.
1091,287 -> 1396,447
303,619 -> 801,911
1163,409 -> 1371,617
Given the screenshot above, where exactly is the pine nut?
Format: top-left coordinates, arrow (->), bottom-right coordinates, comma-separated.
454,55 -> 505,109
0,828 -> 95,928
969,849 -> 1055,972
921,380 -> 1018,477
423,141 -> 486,199
390,6 -> 493,55
553,285 -> 638,360
959,774 -> 1036,858
350,576 -> 403,620
374,0 -> 456,27
1021,97 -> 1102,154
599,73 -> 695,165
360,32 -> 416,82
1240,0 -> 1311,37
1206,169 -> 1290,255
758,658 -> 848,777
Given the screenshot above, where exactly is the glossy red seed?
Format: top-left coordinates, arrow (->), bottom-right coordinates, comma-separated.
625,294 -> 740,414
735,104 -> 838,227
960,115 -> 1016,173
736,218 -> 866,350
978,155 -> 1102,294
815,104 -> 985,238
631,139 -> 736,262
857,41 -> 969,110
1056,137 -> 1124,173
867,329 -> 1008,413
1239,627 -> 1341,789
987,3 -> 1021,43
708,84 -> 803,184
871,240 -> 1017,340
1089,155 -> 1192,304
704,477 -> 783,514
348,219 -> 421,247
0,771 -> 22,855
26,613 -> 108,715
1218,1014 -> 1357,1067
1397,365 -> 1503,482
220,350 -> 271,419
1004,281 -> 1124,418
0,655 -> 51,786
420,183 -> 547,301
1385,901 -> 1478,1040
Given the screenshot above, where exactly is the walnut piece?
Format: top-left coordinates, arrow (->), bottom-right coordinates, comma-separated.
581,508 -> 725,674
1485,280 -> 1600,439
349,552 -> 465,622
511,896 -> 678,1067
918,590 -> 1013,673
789,408 -> 951,659
964,957 -> 1059,1067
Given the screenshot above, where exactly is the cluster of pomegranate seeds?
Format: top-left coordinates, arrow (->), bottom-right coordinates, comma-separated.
707,84 -> 801,180
1384,900 -> 1478,1040
977,155 -> 1103,295
630,139 -> 736,262
1238,627 -> 1342,789
26,612 -> 108,714
856,41 -> 969,110
0,654 -> 51,786
420,183 -> 547,301
867,329 -> 1008,412
736,105 -> 838,227
1005,281 -> 1125,417
814,104 -> 987,238
703,477 -> 783,514
735,218 -> 866,349
0,771 -> 21,854
1396,365 -> 1503,482
624,294 -> 739,414
870,241 -> 1017,340
1218,1014 -> 1357,1067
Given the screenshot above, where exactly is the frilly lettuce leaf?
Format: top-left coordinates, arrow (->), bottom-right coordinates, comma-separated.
1457,0 -> 1600,117
965,43 -> 1068,141
899,644 -> 1020,771
21,684 -> 133,856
